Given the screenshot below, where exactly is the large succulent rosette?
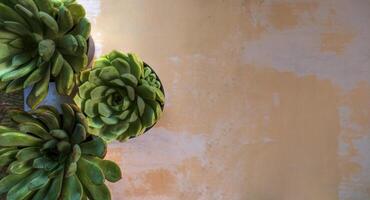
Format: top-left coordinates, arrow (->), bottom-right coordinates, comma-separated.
74,51 -> 165,142
0,0 -> 91,108
0,104 -> 121,200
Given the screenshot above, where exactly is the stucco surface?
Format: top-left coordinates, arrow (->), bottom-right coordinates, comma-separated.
79,0 -> 370,199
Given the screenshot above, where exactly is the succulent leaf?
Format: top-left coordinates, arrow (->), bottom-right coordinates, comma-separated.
78,157 -> 104,185
8,160 -> 33,174
57,6 -> 73,34
0,104 -> 122,199
6,170 -> 44,200
16,147 -> 42,161
76,51 -> 165,142
3,20 -> 31,36
28,171 -> 49,190
38,39 -> 56,61
1,58 -> 37,82
14,4 -> 34,19
19,0 -> 39,15
0,171 -> 32,195
0,132 -> 43,146
5,76 -> 27,93
85,156 -> 122,183
71,123 -> 86,144
39,11 -> 59,33
80,136 -> 106,158
67,3 -> 85,24
34,0 -> 54,15
70,17 -> 90,39
43,171 -> 63,200
0,3 -> 29,28
0,1 -> 91,107
61,175 -> 83,200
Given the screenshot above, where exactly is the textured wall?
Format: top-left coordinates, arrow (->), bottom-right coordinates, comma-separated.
80,0 -> 370,199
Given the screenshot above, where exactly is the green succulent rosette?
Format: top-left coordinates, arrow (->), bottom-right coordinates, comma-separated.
0,104 -> 121,200
0,0 -> 91,109
74,51 -> 165,142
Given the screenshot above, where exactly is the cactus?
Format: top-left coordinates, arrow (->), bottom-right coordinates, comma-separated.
74,51 -> 165,142
0,104 -> 121,200
0,0 -> 91,109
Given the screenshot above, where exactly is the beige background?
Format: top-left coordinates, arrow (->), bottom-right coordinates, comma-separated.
79,0 -> 370,199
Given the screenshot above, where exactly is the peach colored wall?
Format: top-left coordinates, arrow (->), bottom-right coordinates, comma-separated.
80,0 -> 370,199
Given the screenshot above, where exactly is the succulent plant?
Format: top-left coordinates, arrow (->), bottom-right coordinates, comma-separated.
74,51 -> 165,142
0,0 -> 91,109
0,104 -> 121,200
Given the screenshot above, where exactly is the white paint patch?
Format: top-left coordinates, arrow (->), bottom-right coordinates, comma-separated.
339,135 -> 370,200
168,56 -> 180,64
92,32 -> 103,57
338,106 -> 352,157
78,0 -> 103,56
77,0 -> 101,23
242,27 -> 369,90
272,92 -> 280,107
338,106 -> 370,200
240,136 -> 275,145
242,0 -> 370,90
107,128 -> 208,199
108,127 -> 207,173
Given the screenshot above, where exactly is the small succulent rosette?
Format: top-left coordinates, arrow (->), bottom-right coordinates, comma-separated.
74,51 -> 165,142
0,104 -> 121,200
0,0 -> 91,109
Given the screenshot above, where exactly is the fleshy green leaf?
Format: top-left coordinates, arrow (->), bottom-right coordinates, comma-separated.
39,11 -> 59,33
78,82 -> 96,98
137,96 -> 145,116
19,122 -> 52,140
121,73 -> 138,87
98,66 -> 120,80
58,6 -> 74,33
28,171 -> 49,190
44,171 -> 64,200
16,147 -> 41,162
0,3 -> 29,27
101,122 -> 129,141
100,116 -> 119,125
125,85 -> 135,101
141,105 -> 156,128
77,157 -> 104,185
0,132 -> 42,146
8,160 -> 32,174
98,102 -> 112,117
71,123 -> 87,144
87,117 -> 104,129
80,136 -> 106,158
136,84 -> 156,100
86,156 -> 122,183
33,156 -> 58,171
61,103 -> 76,133
90,85 -> 108,99
111,58 -> 130,74
0,171 -> 32,195
6,170 -> 44,200
61,175 -> 83,200
0,150 -> 17,167
71,17 -> 90,39
67,3 -> 86,23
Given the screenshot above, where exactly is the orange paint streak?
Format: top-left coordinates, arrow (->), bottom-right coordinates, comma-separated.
124,169 -> 176,197
321,32 -> 355,54
94,0 -> 370,199
267,2 -> 318,30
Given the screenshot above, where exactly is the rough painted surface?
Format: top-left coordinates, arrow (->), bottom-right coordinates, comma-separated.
80,0 -> 370,199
